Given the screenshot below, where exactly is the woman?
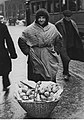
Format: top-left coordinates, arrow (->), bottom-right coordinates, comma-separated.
18,8 -> 65,82
0,21 -> 17,91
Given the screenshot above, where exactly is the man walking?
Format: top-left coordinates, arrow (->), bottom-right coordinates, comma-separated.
55,10 -> 84,80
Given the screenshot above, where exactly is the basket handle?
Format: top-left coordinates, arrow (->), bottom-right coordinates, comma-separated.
34,81 -> 42,101
20,81 -> 36,89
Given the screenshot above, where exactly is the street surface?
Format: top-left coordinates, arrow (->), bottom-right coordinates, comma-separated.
0,25 -> 84,119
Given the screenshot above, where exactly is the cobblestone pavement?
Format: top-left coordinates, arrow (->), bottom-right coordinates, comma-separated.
51,62 -> 84,119
0,26 -> 84,119
52,58 -> 84,119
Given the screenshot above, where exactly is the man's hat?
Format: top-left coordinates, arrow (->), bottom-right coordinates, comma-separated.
63,10 -> 72,17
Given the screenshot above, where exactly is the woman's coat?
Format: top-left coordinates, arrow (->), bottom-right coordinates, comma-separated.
18,22 -> 63,81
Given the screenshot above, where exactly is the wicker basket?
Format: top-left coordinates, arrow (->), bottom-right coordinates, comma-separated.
15,81 -> 63,118
18,99 -> 59,118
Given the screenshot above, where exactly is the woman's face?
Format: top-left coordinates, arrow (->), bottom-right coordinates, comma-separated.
38,16 -> 46,25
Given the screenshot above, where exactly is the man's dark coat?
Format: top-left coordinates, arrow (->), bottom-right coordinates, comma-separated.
55,18 -> 84,62
0,22 -> 17,75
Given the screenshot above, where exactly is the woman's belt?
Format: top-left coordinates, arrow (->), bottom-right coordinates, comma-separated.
32,44 -> 52,48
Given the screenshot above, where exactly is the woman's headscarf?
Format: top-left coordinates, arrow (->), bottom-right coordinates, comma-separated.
35,8 -> 50,27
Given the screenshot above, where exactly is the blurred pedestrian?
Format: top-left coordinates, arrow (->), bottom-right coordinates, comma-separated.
9,17 -> 12,26
55,10 -> 84,80
0,21 -> 17,91
18,8 -> 66,83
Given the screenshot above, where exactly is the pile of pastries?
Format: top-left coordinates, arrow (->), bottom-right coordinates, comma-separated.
15,81 -> 63,102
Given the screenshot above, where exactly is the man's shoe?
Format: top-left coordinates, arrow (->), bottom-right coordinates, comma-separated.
67,73 -> 71,77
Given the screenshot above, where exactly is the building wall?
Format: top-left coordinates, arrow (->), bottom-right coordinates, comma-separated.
81,0 -> 84,9
4,0 -> 26,20
0,4 -> 4,16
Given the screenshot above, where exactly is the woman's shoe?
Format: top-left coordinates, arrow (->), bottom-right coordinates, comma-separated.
63,74 -> 71,81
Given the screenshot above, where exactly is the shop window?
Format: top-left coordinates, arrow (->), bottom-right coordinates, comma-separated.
19,4 -> 22,10
42,1 -> 46,9
61,0 -> 67,11
32,3 -> 37,14
54,0 -> 60,12
77,0 -> 82,10
37,2 -> 41,10
47,0 -> 54,13
12,4 -> 16,10
8,5 -> 11,10
69,0 -> 77,11
8,11 -> 11,17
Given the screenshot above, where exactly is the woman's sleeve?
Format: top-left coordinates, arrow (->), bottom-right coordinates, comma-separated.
18,37 -> 30,56
54,33 -> 70,62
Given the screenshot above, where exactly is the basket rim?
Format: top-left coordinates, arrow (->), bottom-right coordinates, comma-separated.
17,99 -> 59,104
